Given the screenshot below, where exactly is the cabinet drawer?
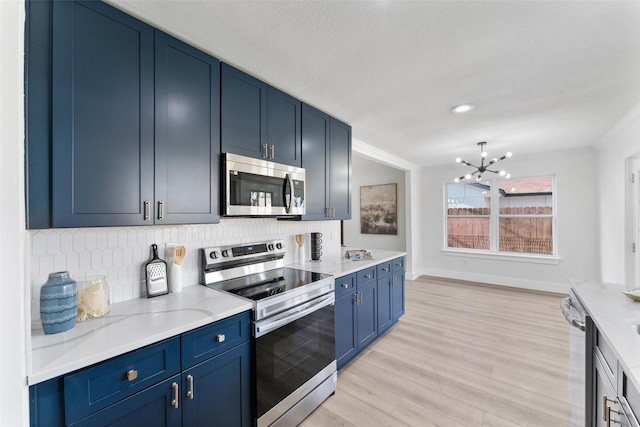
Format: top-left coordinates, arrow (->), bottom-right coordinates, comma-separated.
335,273 -> 356,299
377,262 -> 393,279
181,311 -> 250,369
356,267 -> 376,287
392,257 -> 405,273
595,329 -> 617,382
64,337 -> 180,424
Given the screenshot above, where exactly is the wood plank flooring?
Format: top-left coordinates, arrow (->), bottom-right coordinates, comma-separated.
301,276 -> 585,427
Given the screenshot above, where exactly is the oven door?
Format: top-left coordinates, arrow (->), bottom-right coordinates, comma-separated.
224,153 -> 305,216
254,293 -> 336,426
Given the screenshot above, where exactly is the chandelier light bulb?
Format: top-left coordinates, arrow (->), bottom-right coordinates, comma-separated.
506,173 -> 511,178
499,170 -> 506,177
476,175 -> 482,181
506,152 -> 512,158
454,178 -> 460,183
456,157 -> 462,163
492,158 -> 498,163
481,151 -> 488,158
465,174 -> 472,180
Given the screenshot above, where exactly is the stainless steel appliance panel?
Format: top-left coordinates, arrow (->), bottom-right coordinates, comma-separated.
224,153 -> 305,216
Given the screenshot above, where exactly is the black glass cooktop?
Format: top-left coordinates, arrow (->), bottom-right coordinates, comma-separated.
227,268 -> 331,301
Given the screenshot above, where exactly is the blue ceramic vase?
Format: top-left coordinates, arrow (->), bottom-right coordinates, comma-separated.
40,271 -> 78,334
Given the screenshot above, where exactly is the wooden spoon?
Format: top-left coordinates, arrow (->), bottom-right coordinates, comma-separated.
174,246 -> 186,265
295,234 -> 305,247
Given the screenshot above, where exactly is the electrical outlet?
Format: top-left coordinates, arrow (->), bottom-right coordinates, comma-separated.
165,242 -> 178,263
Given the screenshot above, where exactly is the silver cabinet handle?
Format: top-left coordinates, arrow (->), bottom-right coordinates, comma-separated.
364,274 -> 372,279
158,201 -> 165,220
171,382 -> 179,409
270,144 -> 275,159
262,143 -> 269,158
342,283 -> 349,289
186,375 -> 194,399
216,334 -> 225,342
383,267 -> 389,272
143,201 -> 150,221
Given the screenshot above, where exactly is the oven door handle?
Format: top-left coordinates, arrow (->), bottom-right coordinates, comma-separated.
255,293 -> 335,338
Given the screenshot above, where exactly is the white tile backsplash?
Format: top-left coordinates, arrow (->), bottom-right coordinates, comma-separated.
29,219 -> 340,321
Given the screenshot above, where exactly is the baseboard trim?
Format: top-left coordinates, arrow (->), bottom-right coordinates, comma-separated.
415,268 -> 571,294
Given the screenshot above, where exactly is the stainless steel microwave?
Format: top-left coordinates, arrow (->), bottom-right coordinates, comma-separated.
223,153 -> 306,217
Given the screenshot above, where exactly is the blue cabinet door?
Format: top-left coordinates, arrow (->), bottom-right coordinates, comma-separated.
154,30 -> 220,225
268,87 -> 301,166
68,375 -> 182,427
392,272 -> 406,321
328,118 -> 352,220
377,275 -> 394,334
301,103 -> 351,221
301,104 -> 330,220
335,291 -> 358,370
221,63 -> 268,160
356,281 -> 377,349
52,0 -> 154,227
181,341 -> 251,427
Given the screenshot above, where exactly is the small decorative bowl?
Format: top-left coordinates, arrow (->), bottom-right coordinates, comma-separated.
622,289 -> 640,302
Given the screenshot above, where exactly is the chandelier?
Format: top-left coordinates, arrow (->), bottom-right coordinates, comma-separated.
454,141 -> 512,183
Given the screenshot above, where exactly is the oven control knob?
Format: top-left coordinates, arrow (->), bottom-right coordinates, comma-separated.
268,244 -> 275,251
209,251 -> 219,260
276,243 -> 283,250
221,249 -> 230,258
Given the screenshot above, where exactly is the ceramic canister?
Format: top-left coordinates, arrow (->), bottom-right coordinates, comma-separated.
40,271 -> 78,334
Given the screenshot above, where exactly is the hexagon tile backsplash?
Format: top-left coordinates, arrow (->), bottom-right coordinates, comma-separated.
29,219 -> 340,321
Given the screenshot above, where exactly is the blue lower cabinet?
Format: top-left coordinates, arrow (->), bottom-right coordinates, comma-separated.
356,281 -> 377,349
335,289 -> 357,370
377,275 -> 394,335
335,259 -> 405,370
182,342 -> 251,427
68,375 -> 182,427
29,312 -> 251,427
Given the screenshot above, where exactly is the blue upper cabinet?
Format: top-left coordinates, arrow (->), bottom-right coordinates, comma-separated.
301,104 -> 352,220
154,30 -> 221,224
221,63 -> 302,167
52,1 -> 155,227
43,1 -> 221,228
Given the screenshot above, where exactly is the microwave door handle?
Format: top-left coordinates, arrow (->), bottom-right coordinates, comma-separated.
284,173 -> 294,213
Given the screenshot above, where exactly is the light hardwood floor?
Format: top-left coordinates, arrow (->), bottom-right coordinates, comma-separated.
301,276 -> 585,427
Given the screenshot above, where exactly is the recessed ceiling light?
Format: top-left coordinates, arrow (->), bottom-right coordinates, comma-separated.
451,104 -> 475,114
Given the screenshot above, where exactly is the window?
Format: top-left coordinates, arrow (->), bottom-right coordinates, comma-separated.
446,176 -> 555,256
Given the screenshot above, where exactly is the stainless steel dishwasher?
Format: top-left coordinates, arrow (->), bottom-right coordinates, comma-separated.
561,288 -> 586,426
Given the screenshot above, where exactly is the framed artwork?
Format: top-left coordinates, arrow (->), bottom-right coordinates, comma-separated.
360,183 -> 397,235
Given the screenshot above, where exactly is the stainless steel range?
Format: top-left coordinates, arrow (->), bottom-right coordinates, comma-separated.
201,240 -> 337,427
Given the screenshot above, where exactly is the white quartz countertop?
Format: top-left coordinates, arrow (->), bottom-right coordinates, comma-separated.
571,279 -> 640,393
29,249 -> 406,386
287,249 -> 406,277
29,285 -> 253,385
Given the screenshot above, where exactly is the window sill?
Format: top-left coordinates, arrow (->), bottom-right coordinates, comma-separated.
441,248 -> 561,265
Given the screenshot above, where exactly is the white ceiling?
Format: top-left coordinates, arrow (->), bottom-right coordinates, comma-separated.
109,0 -> 640,167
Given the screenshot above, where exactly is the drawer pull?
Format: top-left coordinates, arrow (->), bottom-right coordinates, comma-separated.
342,283 -> 349,289
383,267 -> 389,272
126,370 -> 138,381
364,274 -> 372,279
186,375 -> 194,399
171,382 -> 179,409
607,404 -> 622,427
216,334 -> 226,343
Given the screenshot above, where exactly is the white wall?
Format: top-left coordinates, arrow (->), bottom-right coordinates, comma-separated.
0,0 -> 29,425
343,154 -> 406,252
596,103 -> 640,285
420,148 -> 600,293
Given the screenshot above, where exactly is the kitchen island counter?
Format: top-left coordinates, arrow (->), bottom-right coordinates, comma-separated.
571,279 -> 640,401
29,285 -> 252,385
